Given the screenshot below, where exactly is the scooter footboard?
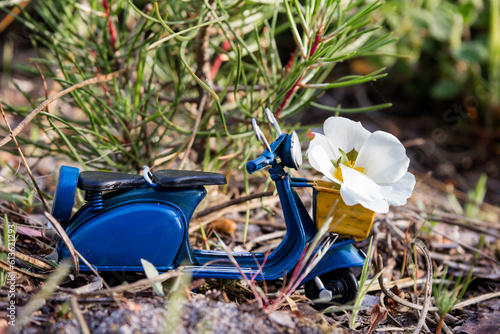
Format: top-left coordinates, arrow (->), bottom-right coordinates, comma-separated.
299,239 -> 366,286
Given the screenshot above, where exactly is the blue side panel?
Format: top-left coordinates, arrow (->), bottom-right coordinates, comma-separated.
59,186 -> 207,271
60,202 -> 185,270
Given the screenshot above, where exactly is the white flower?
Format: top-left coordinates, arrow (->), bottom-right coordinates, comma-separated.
307,117 -> 415,213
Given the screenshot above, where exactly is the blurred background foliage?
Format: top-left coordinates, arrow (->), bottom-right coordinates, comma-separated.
0,0 -> 498,202
0,0 -> 393,174
375,0 -> 499,123
369,0 -> 499,194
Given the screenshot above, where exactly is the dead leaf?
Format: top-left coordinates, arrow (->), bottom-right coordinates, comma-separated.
285,296 -> 298,312
210,218 -> 237,235
366,305 -> 387,334
17,225 -> 51,241
140,258 -> 164,296
385,285 -> 403,313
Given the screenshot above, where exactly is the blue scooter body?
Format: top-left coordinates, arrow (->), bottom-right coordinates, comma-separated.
59,186 -> 205,271
55,112 -> 368,301
57,166 -> 365,285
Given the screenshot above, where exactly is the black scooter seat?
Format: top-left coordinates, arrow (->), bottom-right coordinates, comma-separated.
154,170 -> 226,188
78,170 -> 226,192
78,171 -> 146,191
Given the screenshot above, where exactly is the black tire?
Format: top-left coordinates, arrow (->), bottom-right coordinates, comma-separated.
305,269 -> 359,306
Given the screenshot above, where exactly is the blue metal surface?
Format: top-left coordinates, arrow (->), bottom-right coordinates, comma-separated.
300,240 -> 366,286
289,182 -> 312,187
246,134 -> 286,174
189,167 -> 308,280
290,177 -> 310,182
59,186 -> 206,270
61,202 -> 185,269
52,166 -> 79,223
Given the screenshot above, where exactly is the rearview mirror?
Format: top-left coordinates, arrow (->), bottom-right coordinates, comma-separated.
252,118 -> 271,151
265,108 -> 282,136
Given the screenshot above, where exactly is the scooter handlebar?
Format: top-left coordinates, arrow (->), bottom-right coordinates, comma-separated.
246,155 -> 271,174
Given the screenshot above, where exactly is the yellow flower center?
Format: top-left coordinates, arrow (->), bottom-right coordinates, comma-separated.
334,160 -> 366,183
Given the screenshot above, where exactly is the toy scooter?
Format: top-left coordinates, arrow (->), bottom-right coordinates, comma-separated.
52,109 -> 375,304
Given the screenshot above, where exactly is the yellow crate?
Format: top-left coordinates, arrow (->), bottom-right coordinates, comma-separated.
313,180 -> 375,241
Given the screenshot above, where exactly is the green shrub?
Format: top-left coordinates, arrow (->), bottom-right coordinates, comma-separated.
1,0 -> 392,172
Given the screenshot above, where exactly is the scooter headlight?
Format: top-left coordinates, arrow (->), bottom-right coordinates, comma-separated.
279,131 -> 302,170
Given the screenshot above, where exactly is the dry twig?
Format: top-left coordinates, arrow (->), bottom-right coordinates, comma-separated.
70,296 -> 91,334
44,212 -> 79,277
0,258 -> 47,279
179,94 -> 207,169
413,171 -> 500,215
434,311 -> 452,334
426,224 -> 500,265
45,212 -> 113,290
0,1 -> 29,34
0,243 -> 54,271
1,103 -> 50,212
375,253 -> 500,315
413,239 -> 433,334
0,70 -> 123,148
453,291 -> 500,309
398,207 -> 500,238
375,254 -> 435,312
73,270 -> 182,297
13,263 -> 70,333
192,190 -> 275,218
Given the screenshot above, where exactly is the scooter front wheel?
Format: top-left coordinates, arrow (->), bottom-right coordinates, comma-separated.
305,269 -> 359,306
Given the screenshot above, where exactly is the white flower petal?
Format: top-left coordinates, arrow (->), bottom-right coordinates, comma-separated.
323,117 -> 371,157
307,133 -> 338,161
307,145 -> 339,183
339,165 -> 385,204
357,199 -> 389,213
380,172 -> 416,206
355,131 -> 410,184
340,184 -> 389,213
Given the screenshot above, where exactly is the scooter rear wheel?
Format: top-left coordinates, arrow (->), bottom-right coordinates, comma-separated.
305,269 -> 359,306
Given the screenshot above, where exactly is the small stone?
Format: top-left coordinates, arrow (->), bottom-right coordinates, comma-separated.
268,311 -> 296,329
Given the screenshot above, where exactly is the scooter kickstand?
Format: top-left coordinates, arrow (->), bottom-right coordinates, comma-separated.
314,276 -> 333,301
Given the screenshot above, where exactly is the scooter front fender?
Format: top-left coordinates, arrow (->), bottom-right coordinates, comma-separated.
300,239 -> 366,286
